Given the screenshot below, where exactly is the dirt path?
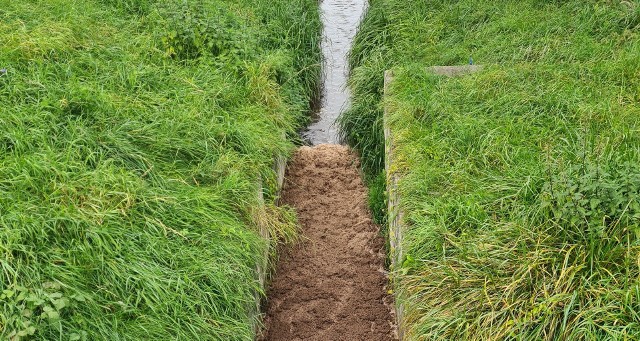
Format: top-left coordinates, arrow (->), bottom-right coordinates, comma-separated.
261,144 -> 395,341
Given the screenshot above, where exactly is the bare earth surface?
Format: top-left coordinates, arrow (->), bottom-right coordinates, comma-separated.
261,144 -> 396,341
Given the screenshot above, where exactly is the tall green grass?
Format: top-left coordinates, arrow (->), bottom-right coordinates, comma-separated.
0,0 -> 320,339
344,0 -> 640,339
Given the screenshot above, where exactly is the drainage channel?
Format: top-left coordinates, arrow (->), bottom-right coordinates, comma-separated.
302,0 -> 366,145
260,0 -> 397,340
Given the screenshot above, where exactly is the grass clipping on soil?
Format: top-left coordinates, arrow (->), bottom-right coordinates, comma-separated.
343,0 -> 640,339
0,0 -> 320,339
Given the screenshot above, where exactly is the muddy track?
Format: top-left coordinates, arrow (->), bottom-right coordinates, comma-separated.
261,145 -> 396,341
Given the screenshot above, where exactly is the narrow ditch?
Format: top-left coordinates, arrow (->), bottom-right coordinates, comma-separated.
302,0 -> 364,145
261,0 -> 396,339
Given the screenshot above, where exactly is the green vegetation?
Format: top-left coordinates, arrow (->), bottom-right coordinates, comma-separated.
0,0 -> 320,339
343,0 -> 640,339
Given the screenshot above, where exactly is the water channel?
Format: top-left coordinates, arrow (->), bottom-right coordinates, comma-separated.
302,0 -> 368,145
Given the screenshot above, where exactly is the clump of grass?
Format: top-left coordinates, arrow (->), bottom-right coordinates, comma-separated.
0,0 -> 320,339
345,0 -> 640,339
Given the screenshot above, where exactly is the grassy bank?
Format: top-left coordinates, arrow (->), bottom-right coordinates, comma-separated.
0,0 -> 320,339
343,0 -> 640,339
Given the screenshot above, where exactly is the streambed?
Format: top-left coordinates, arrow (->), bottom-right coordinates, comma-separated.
261,0 -> 396,339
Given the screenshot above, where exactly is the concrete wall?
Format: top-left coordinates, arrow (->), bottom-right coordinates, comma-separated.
253,153 -> 288,337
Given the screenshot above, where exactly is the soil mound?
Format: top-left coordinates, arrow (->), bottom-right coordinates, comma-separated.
261,144 -> 396,341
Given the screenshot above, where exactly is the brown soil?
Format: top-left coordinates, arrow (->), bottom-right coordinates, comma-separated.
261,144 -> 396,341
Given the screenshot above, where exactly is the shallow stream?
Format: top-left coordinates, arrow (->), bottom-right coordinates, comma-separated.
302,0 -> 368,145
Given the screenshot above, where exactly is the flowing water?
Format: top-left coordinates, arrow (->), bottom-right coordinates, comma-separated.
302,0 -> 368,145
